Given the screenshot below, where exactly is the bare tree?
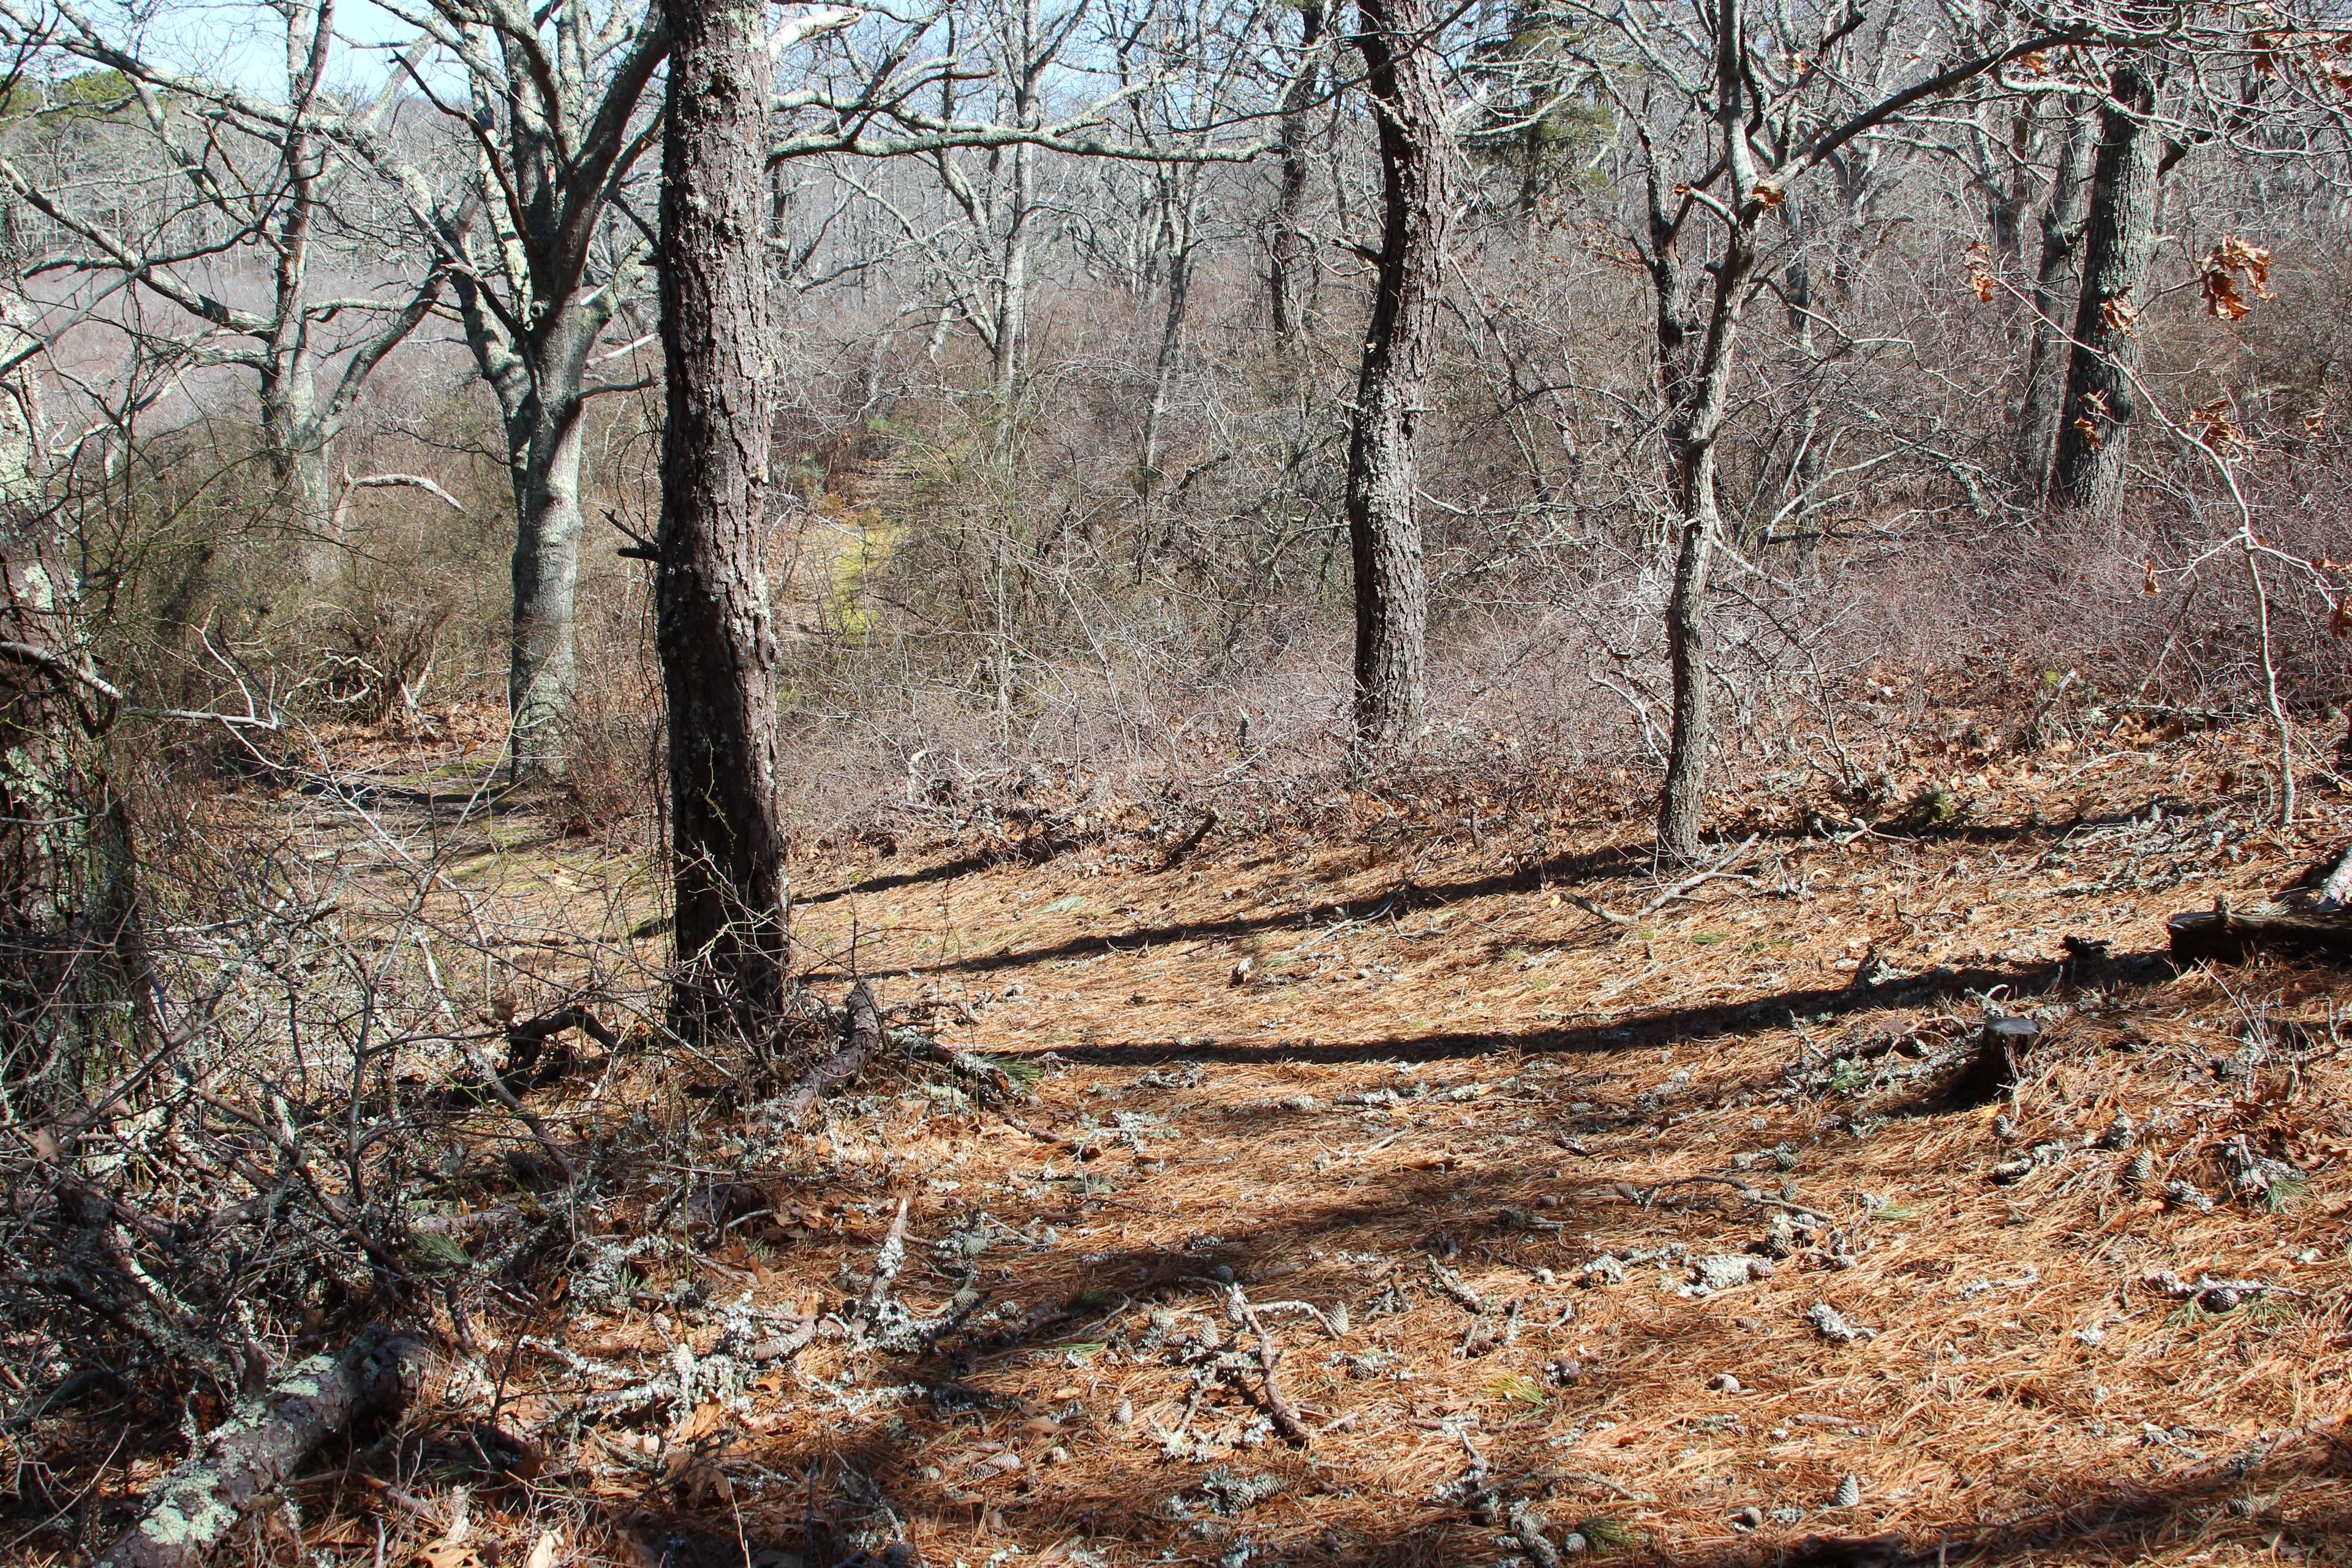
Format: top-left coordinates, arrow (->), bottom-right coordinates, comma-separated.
1343,0 -> 1453,772
360,0 -> 668,777
2015,102 -> 2094,491
1577,0 -> 2108,859
1267,0 -> 1330,337
0,1 -> 447,582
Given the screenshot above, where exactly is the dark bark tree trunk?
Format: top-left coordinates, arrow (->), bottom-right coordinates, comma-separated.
2016,105 -> 2094,494
1268,0 -> 1328,337
657,0 -> 787,1042
2050,55 -> 2164,516
1344,0 -> 1452,775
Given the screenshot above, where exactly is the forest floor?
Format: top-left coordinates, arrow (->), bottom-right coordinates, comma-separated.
48,714 -> 2352,1568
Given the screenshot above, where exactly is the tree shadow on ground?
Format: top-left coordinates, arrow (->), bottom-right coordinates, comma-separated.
1034,949 -> 2179,1068
558,1136 -> 2340,1568
853,818 -> 2203,986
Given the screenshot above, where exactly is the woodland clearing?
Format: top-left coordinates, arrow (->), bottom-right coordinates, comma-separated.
10,705 -> 2347,1568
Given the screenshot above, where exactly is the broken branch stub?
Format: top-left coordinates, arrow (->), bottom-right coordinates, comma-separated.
1951,1017 -> 2041,1105
98,1329 -> 429,1568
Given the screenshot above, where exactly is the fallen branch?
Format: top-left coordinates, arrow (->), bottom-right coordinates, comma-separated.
502,1005 -> 621,1082
2168,895 -> 2352,963
784,980 -> 883,1122
2320,843 -> 2352,911
454,1037 -> 578,1185
1559,835 -> 1760,926
1428,1257 -> 1486,1314
1231,1291 -> 1311,1448
1159,807 -> 1220,870
890,1027 -> 1014,1098
98,1329 -> 429,1568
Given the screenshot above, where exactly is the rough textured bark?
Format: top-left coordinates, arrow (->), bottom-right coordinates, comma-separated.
1344,0 -> 1452,774
0,314 -> 140,1112
657,0 -> 787,1041
1268,0 -> 1328,337
2050,55 -> 2164,516
2016,107 -> 2094,493
95,1331 -> 427,1568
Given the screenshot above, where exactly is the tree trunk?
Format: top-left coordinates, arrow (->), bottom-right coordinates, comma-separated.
1343,0 -> 1451,775
1139,244 -> 1193,507
990,139 -> 1031,410
507,362 -> 591,781
1656,494 -> 1719,863
0,311 -> 138,1114
1268,0 -> 1328,337
1655,0 -> 1765,864
449,241 -> 619,785
258,364 -> 338,584
989,0 -> 1041,415
1656,228 -> 1760,859
2049,55 -> 2164,516
2016,107 -> 2094,494
657,0 -> 787,1042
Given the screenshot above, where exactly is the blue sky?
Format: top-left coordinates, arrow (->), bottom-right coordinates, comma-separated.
88,1 -> 426,99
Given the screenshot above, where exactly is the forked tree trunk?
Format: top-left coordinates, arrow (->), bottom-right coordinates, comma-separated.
657,0 -> 788,1041
2016,107 -> 2093,494
2050,55 -> 2163,516
1654,0 -> 1763,865
1343,0 -> 1452,775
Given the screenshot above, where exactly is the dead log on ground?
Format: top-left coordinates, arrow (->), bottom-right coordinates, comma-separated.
97,1328 -> 429,1568
2318,843 -> 2352,910
783,980 -> 882,1122
2168,897 -> 2352,963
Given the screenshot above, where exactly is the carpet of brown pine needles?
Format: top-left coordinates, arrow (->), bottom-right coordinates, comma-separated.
21,713 -> 2352,1568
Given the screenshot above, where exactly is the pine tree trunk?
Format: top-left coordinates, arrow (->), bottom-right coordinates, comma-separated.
1344,0 -> 1450,775
2016,107 -> 2094,494
2050,56 -> 2163,516
657,0 -> 788,1042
